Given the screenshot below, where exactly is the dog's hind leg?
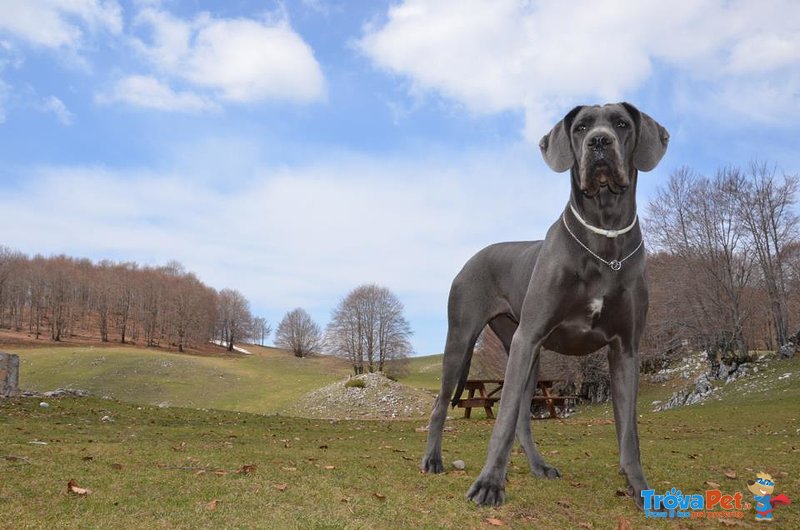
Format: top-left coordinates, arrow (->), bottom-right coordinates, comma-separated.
421,295 -> 485,474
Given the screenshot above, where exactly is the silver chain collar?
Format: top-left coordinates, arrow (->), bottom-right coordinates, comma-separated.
561,210 -> 644,271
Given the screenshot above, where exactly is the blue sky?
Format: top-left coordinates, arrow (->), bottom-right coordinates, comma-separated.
1,0 -> 799,355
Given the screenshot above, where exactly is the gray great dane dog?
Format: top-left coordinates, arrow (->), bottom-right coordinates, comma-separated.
421,102 -> 669,509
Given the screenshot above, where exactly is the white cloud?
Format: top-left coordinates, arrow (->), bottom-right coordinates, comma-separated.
359,0 -> 800,138
0,0 -> 122,49
0,148 -> 568,352
96,75 -> 219,113
131,7 -> 326,105
37,95 -> 74,125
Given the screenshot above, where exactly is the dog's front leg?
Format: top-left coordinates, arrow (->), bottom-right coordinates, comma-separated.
608,341 -> 649,509
466,330 -> 542,506
516,355 -> 561,479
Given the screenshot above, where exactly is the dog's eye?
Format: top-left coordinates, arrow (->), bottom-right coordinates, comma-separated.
615,120 -> 628,129
575,123 -> 588,132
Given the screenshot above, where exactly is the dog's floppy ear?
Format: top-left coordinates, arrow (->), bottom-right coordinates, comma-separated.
539,106 -> 582,172
621,102 -> 669,172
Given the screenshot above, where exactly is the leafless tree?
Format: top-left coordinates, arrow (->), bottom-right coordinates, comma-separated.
735,162 -> 799,351
217,288 -> 253,351
646,167 -> 755,362
251,316 -> 272,346
276,307 -> 322,358
326,284 -> 413,374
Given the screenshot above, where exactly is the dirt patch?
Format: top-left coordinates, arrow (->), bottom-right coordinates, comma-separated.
286,372 -> 435,420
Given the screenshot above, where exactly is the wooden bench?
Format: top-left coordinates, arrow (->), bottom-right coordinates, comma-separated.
455,380 -> 502,418
455,379 -> 578,419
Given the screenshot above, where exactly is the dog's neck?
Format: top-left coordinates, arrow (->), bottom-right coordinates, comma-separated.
569,168 -> 638,232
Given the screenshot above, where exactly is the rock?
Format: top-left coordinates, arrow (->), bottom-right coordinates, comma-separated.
778,342 -> 795,359
452,460 -> 466,470
101,415 -> 112,423
39,402 -> 49,408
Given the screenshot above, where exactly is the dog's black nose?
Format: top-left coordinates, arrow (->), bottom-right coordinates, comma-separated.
588,133 -> 612,150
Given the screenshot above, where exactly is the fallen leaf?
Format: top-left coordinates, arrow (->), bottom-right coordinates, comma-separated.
373,492 -> 386,501
570,481 -> 584,488
274,483 -> 288,492
415,426 -> 428,433
205,499 -> 218,511
706,481 -> 720,488
319,444 -> 329,449
557,499 -> 571,508
323,465 -> 335,470
173,442 -> 186,452
724,470 -> 737,479
237,464 -> 257,475
578,523 -> 593,529
618,516 -> 631,530
615,488 -> 629,497
214,469 -> 228,476
281,466 -> 297,472
111,463 -> 123,470
195,470 -> 206,476
67,479 -> 91,496
81,456 -> 93,462
486,518 -> 504,526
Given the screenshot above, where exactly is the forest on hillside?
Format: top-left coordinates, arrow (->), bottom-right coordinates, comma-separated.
0,250 -> 267,352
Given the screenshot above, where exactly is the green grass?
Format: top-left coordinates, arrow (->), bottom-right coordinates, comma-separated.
10,345 -> 353,414
398,353 -> 443,393
2,352 -> 798,528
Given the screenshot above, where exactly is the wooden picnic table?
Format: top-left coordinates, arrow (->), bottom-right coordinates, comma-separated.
455,379 -> 578,419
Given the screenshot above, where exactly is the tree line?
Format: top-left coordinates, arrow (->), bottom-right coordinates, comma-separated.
0,250 -> 266,352
0,247 -> 414,373
644,161 -> 800,363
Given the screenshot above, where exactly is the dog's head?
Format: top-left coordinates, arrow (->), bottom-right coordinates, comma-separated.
539,103 -> 669,197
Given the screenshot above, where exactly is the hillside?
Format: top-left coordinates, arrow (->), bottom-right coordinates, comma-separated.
8,343 -> 354,414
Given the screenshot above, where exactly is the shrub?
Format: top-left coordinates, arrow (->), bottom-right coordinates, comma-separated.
344,378 -> 365,389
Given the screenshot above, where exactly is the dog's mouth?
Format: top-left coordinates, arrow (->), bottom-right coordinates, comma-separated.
579,142 -> 629,197
581,161 -> 628,197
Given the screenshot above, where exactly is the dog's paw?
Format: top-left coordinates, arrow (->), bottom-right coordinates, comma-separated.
532,462 -> 561,480
466,476 -> 506,506
420,454 -> 445,474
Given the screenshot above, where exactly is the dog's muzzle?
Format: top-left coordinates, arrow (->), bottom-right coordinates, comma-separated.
580,132 -> 628,196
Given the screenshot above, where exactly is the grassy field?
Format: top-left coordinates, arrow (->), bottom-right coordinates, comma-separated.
2,343 -> 798,528
398,353 -> 444,393
10,344 -> 353,414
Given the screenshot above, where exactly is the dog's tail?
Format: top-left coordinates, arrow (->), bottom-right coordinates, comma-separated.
449,350 -> 474,409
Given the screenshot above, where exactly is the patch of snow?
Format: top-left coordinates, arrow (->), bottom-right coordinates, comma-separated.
210,339 -> 251,355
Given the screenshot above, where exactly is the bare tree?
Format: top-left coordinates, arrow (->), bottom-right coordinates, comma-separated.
646,167 -> 755,363
251,316 -> 272,346
217,288 -> 253,351
275,307 -> 322,358
735,162 -> 799,351
326,284 -> 413,374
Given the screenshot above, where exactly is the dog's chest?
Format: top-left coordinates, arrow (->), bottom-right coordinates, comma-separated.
587,297 -> 604,318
